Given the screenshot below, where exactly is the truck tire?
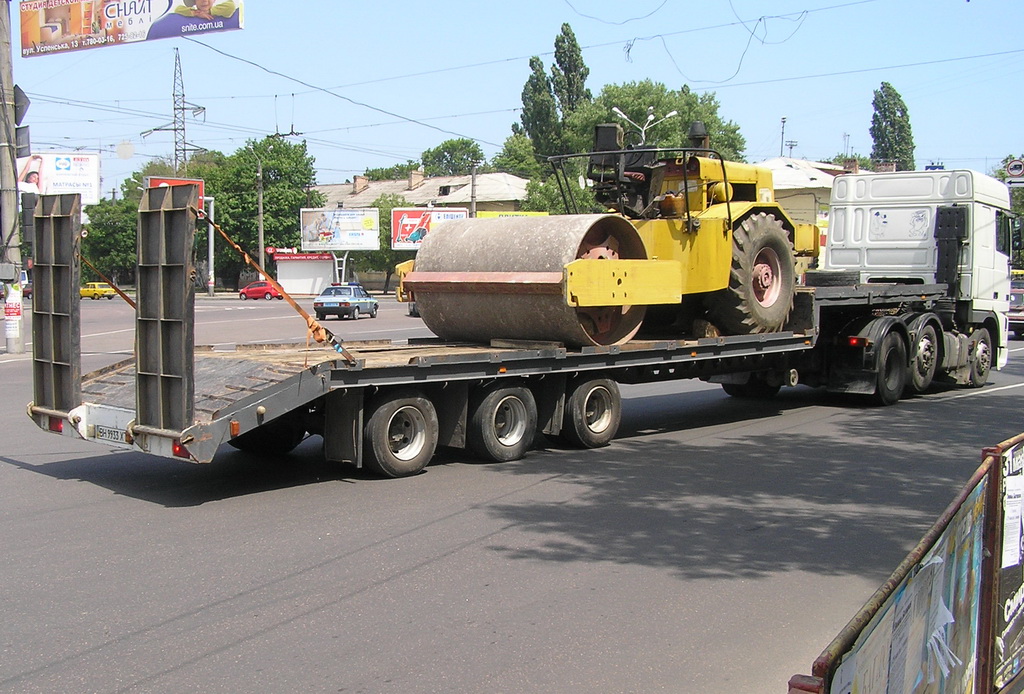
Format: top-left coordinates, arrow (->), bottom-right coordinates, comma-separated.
228,415 -> 306,455
906,324 -> 938,394
706,212 -> 796,335
874,332 -> 907,406
561,376 -> 622,448
468,383 -> 538,462
968,328 -> 992,388
363,389 -> 438,477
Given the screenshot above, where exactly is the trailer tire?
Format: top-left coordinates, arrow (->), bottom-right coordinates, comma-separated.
874,332 -> 907,406
468,383 -> 538,462
706,213 -> 796,335
561,377 -> 622,449
228,415 -> 306,455
906,324 -> 938,394
968,328 -> 992,388
364,390 -> 438,477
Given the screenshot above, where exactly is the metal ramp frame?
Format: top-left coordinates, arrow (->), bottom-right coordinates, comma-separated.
134,184 -> 198,435
31,194 -> 82,415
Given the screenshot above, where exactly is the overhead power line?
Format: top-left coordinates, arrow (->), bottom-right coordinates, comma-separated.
183,37 -> 502,148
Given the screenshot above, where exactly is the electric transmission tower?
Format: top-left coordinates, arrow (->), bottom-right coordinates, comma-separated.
142,48 -> 206,172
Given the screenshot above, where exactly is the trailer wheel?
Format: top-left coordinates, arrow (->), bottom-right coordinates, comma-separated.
364,390 -> 438,477
706,213 -> 796,335
906,324 -> 938,394
874,332 -> 907,406
228,415 -> 307,455
721,375 -> 780,399
968,328 -> 992,388
561,377 -> 622,448
468,383 -> 538,462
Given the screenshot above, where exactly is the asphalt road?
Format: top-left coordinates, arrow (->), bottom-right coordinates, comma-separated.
2,295 -> 1023,693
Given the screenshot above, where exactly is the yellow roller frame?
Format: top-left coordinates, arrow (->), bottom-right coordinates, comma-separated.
564,258 -> 683,307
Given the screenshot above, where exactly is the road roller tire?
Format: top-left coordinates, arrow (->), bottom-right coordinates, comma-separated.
467,383 -> 538,462
363,389 -> 438,477
561,376 -> 621,449
706,213 -> 795,335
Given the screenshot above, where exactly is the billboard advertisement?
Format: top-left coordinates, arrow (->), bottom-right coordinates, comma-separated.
391,207 -> 469,250
19,0 -> 245,58
145,176 -> 205,203
300,208 -> 380,252
17,152 -> 101,204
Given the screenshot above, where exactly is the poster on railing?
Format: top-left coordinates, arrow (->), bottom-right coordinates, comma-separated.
829,480 -> 987,694
995,442 -> 1024,688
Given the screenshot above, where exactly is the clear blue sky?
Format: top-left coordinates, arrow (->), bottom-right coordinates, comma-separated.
13,0 -> 1024,197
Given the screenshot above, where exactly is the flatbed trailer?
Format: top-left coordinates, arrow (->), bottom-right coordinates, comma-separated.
27,187 -> 1007,477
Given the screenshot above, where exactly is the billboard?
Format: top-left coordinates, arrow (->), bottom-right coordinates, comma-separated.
19,0 -> 245,58
145,176 -> 205,203
391,207 -> 469,250
300,208 -> 380,252
17,152 -> 101,204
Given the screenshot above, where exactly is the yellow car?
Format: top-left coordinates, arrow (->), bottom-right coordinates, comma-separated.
80,282 -> 116,300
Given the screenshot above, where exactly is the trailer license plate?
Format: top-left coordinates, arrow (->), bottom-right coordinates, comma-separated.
95,425 -> 125,443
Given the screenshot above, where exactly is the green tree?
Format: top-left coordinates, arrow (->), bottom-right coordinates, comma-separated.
550,23 -> 591,118
491,133 -> 545,180
204,137 -> 322,288
81,196 -> 138,284
421,138 -> 485,177
870,82 -> 915,171
518,56 -> 563,158
563,81 -> 745,160
365,160 -> 420,181
349,192 -> 414,291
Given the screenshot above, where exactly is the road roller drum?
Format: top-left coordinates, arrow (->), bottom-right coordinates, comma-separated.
406,214 -> 648,347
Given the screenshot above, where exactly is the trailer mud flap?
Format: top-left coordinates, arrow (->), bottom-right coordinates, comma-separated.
324,388 -> 364,465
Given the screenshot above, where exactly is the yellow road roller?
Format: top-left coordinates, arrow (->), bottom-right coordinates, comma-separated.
401,123 -> 819,347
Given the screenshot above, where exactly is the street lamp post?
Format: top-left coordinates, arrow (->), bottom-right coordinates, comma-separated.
611,106 -> 679,145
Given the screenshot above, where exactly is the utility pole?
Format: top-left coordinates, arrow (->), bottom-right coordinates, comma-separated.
256,155 -> 264,275
1,1 -> 24,354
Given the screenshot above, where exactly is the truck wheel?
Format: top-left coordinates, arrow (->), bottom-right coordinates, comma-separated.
968,328 -> 992,388
228,415 -> 306,455
874,332 -> 907,406
721,375 -> 780,399
561,376 -> 621,448
706,213 -> 796,335
468,383 -> 538,462
364,389 -> 438,477
906,324 -> 938,394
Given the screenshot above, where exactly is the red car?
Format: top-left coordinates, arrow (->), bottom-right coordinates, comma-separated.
239,280 -> 283,300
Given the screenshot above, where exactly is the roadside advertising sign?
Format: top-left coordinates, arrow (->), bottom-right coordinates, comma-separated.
391,207 -> 469,250
300,208 -> 380,252
19,0 -> 245,58
18,152 -> 101,204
